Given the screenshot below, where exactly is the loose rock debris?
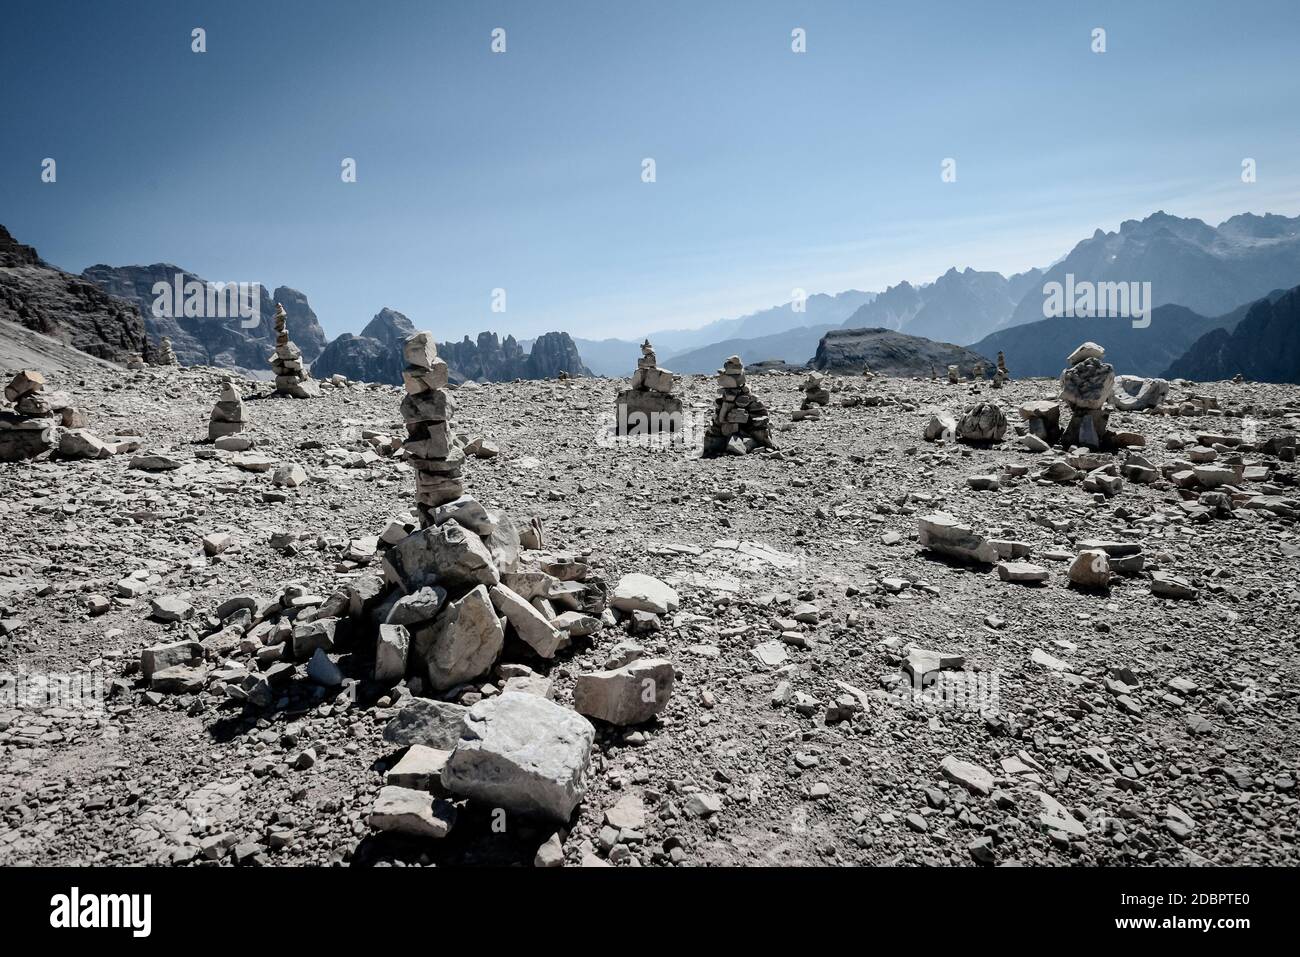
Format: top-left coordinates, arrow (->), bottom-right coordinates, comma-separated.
0,346 -> 1297,868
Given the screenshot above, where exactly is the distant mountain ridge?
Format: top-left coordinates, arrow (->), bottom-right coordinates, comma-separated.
1165,285 -> 1300,383
81,262 -> 327,371
313,310 -> 591,384
835,267 -> 1043,345
0,224 -> 146,363
570,290 -> 874,377
666,324 -> 837,374
1005,211 -> 1300,329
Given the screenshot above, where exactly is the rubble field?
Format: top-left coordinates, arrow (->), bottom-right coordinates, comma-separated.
0,361 -> 1297,868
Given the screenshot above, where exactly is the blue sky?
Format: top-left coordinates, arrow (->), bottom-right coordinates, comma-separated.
3,0 -> 1298,340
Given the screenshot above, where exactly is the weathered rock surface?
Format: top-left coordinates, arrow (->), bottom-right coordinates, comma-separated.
441,692 -> 595,822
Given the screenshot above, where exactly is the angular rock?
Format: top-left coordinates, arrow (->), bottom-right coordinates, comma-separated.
441,692 -> 595,822
917,512 -> 997,564
383,520 -> 500,593
609,573 -> 679,615
368,786 -> 455,839
375,623 -> 411,683
383,697 -> 470,750
489,583 -> 563,659
573,658 -> 675,726
415,585 -> 506,691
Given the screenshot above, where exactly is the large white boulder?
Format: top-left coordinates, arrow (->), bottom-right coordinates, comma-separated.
441,692 -> 595,822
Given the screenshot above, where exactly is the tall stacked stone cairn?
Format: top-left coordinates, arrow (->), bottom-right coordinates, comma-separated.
992,351 -> 1009,388
702,355 -> 775,456
1059,341 -> 1116,450
269,303 -> 320,398
615,338 -> 682,436
1,371 -> 58,461
155,336 -> 178,366
208,379 -> 247,441
128,350 -> 682,841
400,332 -> 464,528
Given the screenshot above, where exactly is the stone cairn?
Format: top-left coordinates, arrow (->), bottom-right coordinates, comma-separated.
802,372 -> 830,409
792,372 -> 831,422
992,351 -> 1009,388
1059,341 -> 1116,449
208,379 -> 248,442
154,336 -> 178,366
0,370 -> 122,461
947,364 -> 960,384
399,332 -> 463,528
615,338 -> 682,437
269,303 -> 320,398
1,371 -> 59,461
702,355 -> 774,456
125,353 -> 146,371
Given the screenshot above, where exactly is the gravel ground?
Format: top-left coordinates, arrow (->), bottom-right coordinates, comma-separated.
1,364 -> 1297,867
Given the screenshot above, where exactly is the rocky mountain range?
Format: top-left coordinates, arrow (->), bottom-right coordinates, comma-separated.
973,287 -> 1295,380
811,327 -> 989,377
839,268 -> 1042,346
0,225 -> 146,362
1006,211 -> 1300,329
311,307 -> 419,384
1166,285 -> 1300,383
573,290 -> 874,376
5,209 -> 1299,385
314,308 -> 591,384
664,324 -> 837,375
81,263 -> 327,373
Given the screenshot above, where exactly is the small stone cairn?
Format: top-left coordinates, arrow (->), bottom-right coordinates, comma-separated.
154,336 -> 178,366
1,371 -> 59,461
399,332 -> 463,528
269,304 -> 320,398
802,372 -> 830,408
702,355 -> 774,456
1059,341 -> 1115,449
615,339 -> 682,436
992,351 -> 1009,388
208,379 -> 248,441
793,372 -> 830,422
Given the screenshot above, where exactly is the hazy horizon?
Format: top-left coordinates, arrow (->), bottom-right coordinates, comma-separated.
4,0 -> 1299,341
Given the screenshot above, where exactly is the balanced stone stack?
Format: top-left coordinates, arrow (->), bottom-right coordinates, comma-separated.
1,370 -> 58,461
1059,341 -> 1115,449
615,339 -> 682,436
269,303 -> 320,398
702,355 -> 775,456
992,351 -> 1009,388
801,372 -> 830,409
208,380 -> 247,441
154,336 -> 178,366
399,332 -> 462,528
125,354 -> 146,371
